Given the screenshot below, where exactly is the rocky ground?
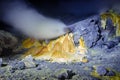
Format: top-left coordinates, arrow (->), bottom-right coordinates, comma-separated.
0,15 -> 120,80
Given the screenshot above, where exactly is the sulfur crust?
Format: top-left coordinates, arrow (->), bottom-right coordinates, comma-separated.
101,11 -> 120,36
21,33 -> 87,63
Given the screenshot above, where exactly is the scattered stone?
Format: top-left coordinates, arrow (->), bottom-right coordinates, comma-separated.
103,41 -> 118,49
34,60 -> 49,69
37,63 -> 48,69
101,30 -> 110,42
72,75 -> 99,80
106,70 -> 115,76
81,57 -> 88,63
70,15 -> 120,49
10,61 -> 25,70
9,60 -> 18,66
57,72 -> 68,79
36,65 -> 42,70
16,61 -> 25,70
96,66 -> 107,76
9,68 -> 15,73
72,74 -> 81,80
55,69 -> 75,79
0,69 -> 5,75
67,69 -> 76,79
0,76 -> 5,80
34,60 -> 45,66
73,33 -> 80,45
112,37 -> 120,44
22,55 -> 36,68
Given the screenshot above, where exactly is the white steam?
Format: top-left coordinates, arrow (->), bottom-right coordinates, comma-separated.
1,1 -> 67,40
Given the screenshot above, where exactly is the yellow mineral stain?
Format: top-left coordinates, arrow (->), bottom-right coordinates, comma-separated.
91,68 -> 120,80
22,38 -> 35,48
22,33 -> 87,62
62,34 -> 75,53
101,11 -> 120,36
79,37 -> 86,48
81,57 -> 88,63
22,46 -> 43,58
22,38 -> 41,48
78,37 -> 87,54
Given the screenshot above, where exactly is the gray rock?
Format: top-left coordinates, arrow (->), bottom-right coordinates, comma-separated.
106,18 -> 116,37
0,69 -> 5,75
103,41 -> 118,49
72,74 -> 81,80
73,33 -> 81,45
70,15 -> 101,48
55,69 -> 75,79
69,15 -> 119,49
67,69 -> 76,79
106,70 -> 115,76
101,30 -> 110,42
96,66 -> 107,76
9,68 -> 15,73
36,65 -> 42,70
112,37 -> 120,43
34,60 -> 46,66
34,60 -> 51,70
57,72 -> 68,79
16,61 -> 25,70
72,75 -> 100,80
99,18 -> 120,49
22,55 -> 36,68
10,61 -> 25,70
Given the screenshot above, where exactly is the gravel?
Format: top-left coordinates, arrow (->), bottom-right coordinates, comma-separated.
22,55 -> 36,68
55,69 -> 76,80
103,41 -> 118,49
96,66 -> 107,76
36,65 -> 42,70
106,70 -> 116,76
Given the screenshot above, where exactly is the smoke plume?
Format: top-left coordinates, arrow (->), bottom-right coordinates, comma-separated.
0,1 -> 67,40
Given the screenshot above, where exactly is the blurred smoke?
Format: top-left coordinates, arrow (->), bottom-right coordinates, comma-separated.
0,0 -> 67,40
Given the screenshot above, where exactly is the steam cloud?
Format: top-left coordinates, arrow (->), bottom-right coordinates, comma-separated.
0,1 -> 67,40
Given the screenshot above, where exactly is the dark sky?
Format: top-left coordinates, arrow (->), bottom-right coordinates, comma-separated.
0,0 -> 120,31
27,0 -> 120,24
1,0 -> 120,23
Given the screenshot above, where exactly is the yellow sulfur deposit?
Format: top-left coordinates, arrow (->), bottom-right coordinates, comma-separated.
21,33 -> 87,63
101,11 -> 120,36
91,68 -> 120,80
78,37 -> 87,54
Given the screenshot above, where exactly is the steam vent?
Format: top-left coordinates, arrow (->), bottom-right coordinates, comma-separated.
1,1 -> 120,79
